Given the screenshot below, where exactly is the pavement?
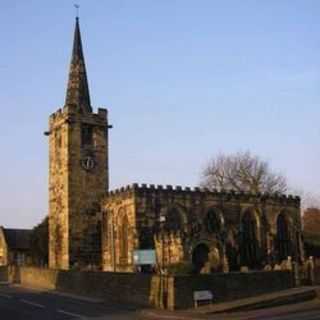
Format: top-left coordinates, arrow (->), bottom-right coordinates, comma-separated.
140,301 -> 320,320
194,286 -> 320,314
140,286 -> 320,320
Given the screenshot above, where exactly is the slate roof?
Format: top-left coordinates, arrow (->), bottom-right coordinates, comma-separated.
2,228 -> 31,250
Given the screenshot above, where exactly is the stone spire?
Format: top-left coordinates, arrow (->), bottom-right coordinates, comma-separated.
65,17 -> 92,113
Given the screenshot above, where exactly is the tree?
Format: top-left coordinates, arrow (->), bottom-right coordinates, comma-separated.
293,189 -> 320,211
303,207 -> 320,234
303,207 -> 320,258
200,151 -> 287,194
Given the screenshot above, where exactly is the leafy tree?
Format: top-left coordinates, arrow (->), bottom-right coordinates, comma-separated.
200,151 -> 287,194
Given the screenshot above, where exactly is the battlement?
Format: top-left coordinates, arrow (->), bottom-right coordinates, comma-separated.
49,106 -> 108,130
106,183 -> 300,205
50,107 -> 65,120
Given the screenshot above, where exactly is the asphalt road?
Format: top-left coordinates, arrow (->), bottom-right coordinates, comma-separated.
1,283 -> 320,320
0,283 -> 138,319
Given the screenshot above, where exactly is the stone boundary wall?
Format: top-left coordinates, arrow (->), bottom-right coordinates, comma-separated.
171,271 -> 294,309
314,267 -> 320,285
19,267 -> 58,290
0,266 -> 295,309
0,266 -> 8,282
17,267 -> 155,307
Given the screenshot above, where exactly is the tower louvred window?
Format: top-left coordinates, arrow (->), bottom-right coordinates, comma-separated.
81,124 -> 93,146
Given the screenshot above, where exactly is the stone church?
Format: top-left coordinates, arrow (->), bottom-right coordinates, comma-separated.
48,18 -> 304,273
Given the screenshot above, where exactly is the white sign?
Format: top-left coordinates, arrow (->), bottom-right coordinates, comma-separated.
193,290 -> 213,301
133,250 -> 156,265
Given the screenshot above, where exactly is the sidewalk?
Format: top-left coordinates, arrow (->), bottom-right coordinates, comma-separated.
140,286 -> 320,320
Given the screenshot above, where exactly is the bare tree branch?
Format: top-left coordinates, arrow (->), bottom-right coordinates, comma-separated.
200,151 -> 288,194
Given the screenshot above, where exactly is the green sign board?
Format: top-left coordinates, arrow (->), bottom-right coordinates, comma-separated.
133,250 -> 156,265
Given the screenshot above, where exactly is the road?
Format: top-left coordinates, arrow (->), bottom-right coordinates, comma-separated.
0,283 -> 138,319
1,283 -> 320,320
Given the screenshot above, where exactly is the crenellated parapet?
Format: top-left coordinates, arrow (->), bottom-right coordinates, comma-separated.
104,183 -> 300,207
49,106 -> 108,132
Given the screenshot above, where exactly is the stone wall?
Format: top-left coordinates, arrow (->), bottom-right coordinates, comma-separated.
15,267 -> 155,307
0,266 -> 8,282
49,106 -> 109,270
0,228 -> 8,266
101,189 -> 137,272
102,184 -> 303,273
314,267 -> 320,285
0,266 -> 296,310
171,271 -> 294,309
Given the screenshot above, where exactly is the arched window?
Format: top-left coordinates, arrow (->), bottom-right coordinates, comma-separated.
277,213 -> 292,261
120,215 -> 129,262
165,208 -> 182,231
240,211 -> 260,269
205,209 -> 223,234
192,243 -> 210,273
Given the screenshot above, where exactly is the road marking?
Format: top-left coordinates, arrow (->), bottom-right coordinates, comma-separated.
57,309 -> 84,318
0,293 -> 12,299
20,299 -> 45,309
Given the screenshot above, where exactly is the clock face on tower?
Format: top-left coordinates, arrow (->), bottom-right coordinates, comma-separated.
81,156 -> 96,171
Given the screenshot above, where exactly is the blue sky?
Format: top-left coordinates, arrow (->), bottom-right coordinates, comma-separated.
1,1 -> 319,228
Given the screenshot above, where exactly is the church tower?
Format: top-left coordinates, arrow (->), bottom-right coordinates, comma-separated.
48,18 -> 109,269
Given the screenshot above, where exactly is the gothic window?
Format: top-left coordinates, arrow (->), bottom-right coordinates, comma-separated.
205,209 -> 223,234
119,214 -> 129,262
240,211 -> 260,269
139,227 -> 155,249
277,213 -> 292,261
165,208 -> 182,231
81,124 -> 93,147
192,243 -> 210,273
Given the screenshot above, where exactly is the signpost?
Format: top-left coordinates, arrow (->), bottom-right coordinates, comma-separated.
193,290 -> 213,308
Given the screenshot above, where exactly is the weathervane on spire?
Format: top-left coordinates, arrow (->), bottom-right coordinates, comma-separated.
74,4 -> 80,18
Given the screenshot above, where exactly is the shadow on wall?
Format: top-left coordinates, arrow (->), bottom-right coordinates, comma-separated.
0,266 -> 297,310
55,270 -> 154,307
0,266 -> 9,282
172,271 -> 295,309
312,266 -> 320,285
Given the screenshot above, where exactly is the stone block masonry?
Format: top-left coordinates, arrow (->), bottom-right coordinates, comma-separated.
102,183 -> 303,274
0,266 -> 295,310
171,271 -> 295,309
